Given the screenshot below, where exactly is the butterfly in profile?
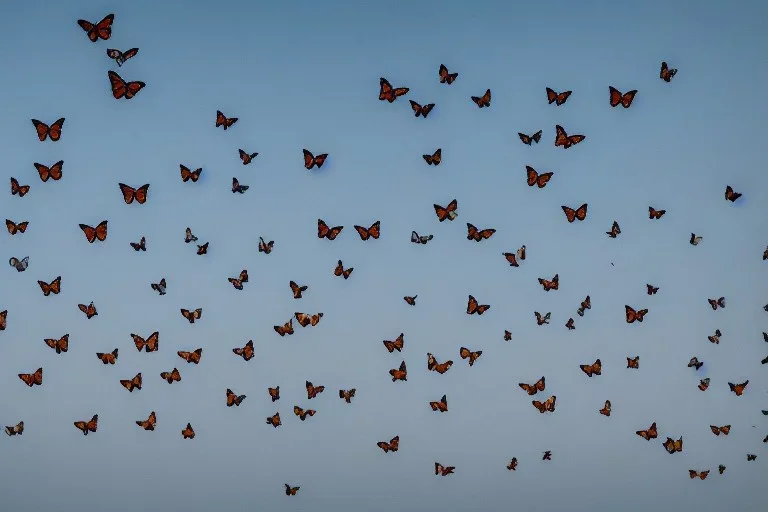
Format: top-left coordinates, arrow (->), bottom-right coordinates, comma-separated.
646,284 -> 659,295
507,458 -> 518,471
580,359 -> 602,377
31,118 -> 65,142
710,425 -> 731,436
259,237 -> 274,254
215,110 -> 238,130
44,334 -> 69,354
579,296 -> 591,316
526,167 -> 553,188
389,361 -> 407,381
181,423 -> 195,439
434,199 -> 458,222
5,220 -> 29,236
96,349 -> 118,365
383,333 -> 404,353
132,331 -> 159,353
106,47 -> 138,66
34,160 -> 64,181
293,405 -> 315,421
284,484 -> 299,496
0,310 -> 6,330
354,221 -> 380,240
290,281 -> 307,299
467,223 -> 495,241
724,185 -> 742,202
318,219 -> 343,240
180,308 -> 202,324
78,302 -> 98,319
79,221 -> 108,243
689,470 -> 709,480
226,389 -> 247,407
239,149 -> 258,165
11,178 -> 30,197
411,231 -> 433,244
599,400 -> 611,417
565,318 -> 575,330
136,411 -> 156,431
648,207 -> 666,219
698,378 -> 710,391
231,177 -> 249,193
626,356 -> 640,369
130,236 -> 146,251
334,260 -> 353,279
518,130 -> 542,145
609,86 -> 637,108
119,183 -> 149,205
459,347 -> 482,366
438,64 -> 458,84
295,312 -> 323,327
120,372 -> 142,392
429,394 -> 448,412
532,395 -> 556,413
274,319 -> 294,336
471,89 -> 491,108
663,437 -> 683,454
519,377 -> 546,396
502,246 -> 526,267
467,295 -> 490,315
534,311 -> 551,325
377,435 -> 399,453
5,421 -> 23,436
151,278 -> 166,295
378,78 -> 409,102
606,221 -> 621,238
178,348 -> 203,364
410,100 -> 435,118
660,61 -> 677,82
108,71 -> 145,100
543,451 -> 553,461
554,125 -> 585,149
184,227 -> 198,243
404,295 -> 417,306
538,274 -> 559,291
180,165 -> 202,183
268,387 -> 280,402
718,465 -> 726,474
228,269 -> 249,290
160,368 -> 181,384
728,380 -> 748,396
339,388 -> 356,403
427,353 -> 453,374
423,148 -> 441,165
546,88 -> 572,105
38,276 -> 61,296
708,297 -> 726,310
625,305 -> 648,323
77,14 -> 113,41
636,422 -> 658,440
74,415 -> 98,435
306,381 -> 325,399
303,149 -> 328,170
688,357 -> 703,370
435,463 -> 455,476
562,203 -> 588,222
232,340 -> 254,362
690,233 -> 703,245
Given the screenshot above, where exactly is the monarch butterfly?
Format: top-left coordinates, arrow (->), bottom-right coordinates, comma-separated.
747,454 -> 757,461
403,295 -> 417,306
526,166 -> 553,188
438,64 -> 458,84
383,333 -> 404,353
578,296 -> 591,317
0,309 -> 7,330
459,347 -> 482,366
429,394 -> 447,412
289,281 -> 307,299
519,376 -> 546,396
238,149 -> 258,165
215,110 -> 238,130
231,177 -> 249,193
538,274 -> 559,291
690,233 -> 703,246
334,260 -> 353,279
718,465 -> 726,474
268,386 -> 280,402
303,149 -> 328,170
160,368 -> 181,384
724,185 -> 742,202
377,435 -> 399,453
423,148 -> 441,165
507,458 -> 518,471
626,356 -> 639,369
34,160 -> 64,181
120,372 -> 142,392
77,14 -> 113,41
6,219 -> 29,235
554,125 -> 585,149
96,349 -> 118,364
136,411 -> 156,431
378,77 -> 409,102
636,422 -> 658,440
625,305 -> 648,323
532,395 -> 556,413
410,100 -> 435,118
606,221 -> 621,238
5,421 -> 23,436
647,284 -> 659,295
562,203 -> 588,222
339,388 -> 356,403
181,423 -> 195,439
233,340 -> 254,361
226,389 -> 247,407
180,308 -> 202,324
274,319 -> 294,336
467,223 -> 495,241
502,245 -> 526,267
11,177 -> 30,197
663,436 -> 683,454
688,357 -> 703,370
599,400 -> 611,416
565,318 -> 575,330
266,412 -> 281,428
648,207 -> 666,219
609,86 -> 637,108
542,451 -> 553,461
728,380 -> 748,396
710,425 -> 731,436
354,221 -> 380,240
434,199 -> 458,222
435,463 -> 455,476
698,378 -> 710,391
471,89 -> 491,108
132,331 -> 159,353
689,470 -> 709,480
106,47 -> 138,66
427,353 -> 453,374
546,88 -> 572,106
580,359 -> 602,377
79,221 -> 108,243
411,231 -> 433,244
534,311 -> 551,325
318,219 -> 343,240
180,165 -> 202,183
293,405 -> 316,421
177,348 -> 203,364
74,415 -> 98,435
78,302 -> 97,319
259,237 -> 274,254
285,484 -> 299,496
119,183 -> 150,204
708,297 -> 726,310
228,269 -> 249,290
108,71 -> 145,100
295,312 -> 323,327
151,278 -> 166,295
184,227 -> 198,243
389,361 -> 407,381
31,118 -> 65,142
518,130 -> 542,145
660,61 -> 677,82
305,381 -> 325,399
467,295 -> 490,315
44,334 -> 69,354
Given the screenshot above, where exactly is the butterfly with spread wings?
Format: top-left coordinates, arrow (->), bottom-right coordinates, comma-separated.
724,185 -> 742,202
228,269 -> 249,290
377,435 -> 399,453
434,199 -> 458,221
274,319 -> 294,336
306,381 -> 325,399
74,415 -> 98,435
44,334 -> 69,354
636,422 -> 658,440
293,405 -> 315,421
196,242 -> 209,255
502,245 -> 526,267
708,297 -> 726,310
627,356 -> 640,369
259,237 -> 274,254
538,274 -> 559,292
383,333 -> 404,353
160,368 -> 181,384
180,308 -> 202,324
334,260 -> 353,279
231,177 -> 249,193
562,203 -> 588,222
404,295 -> 417,306
427,353 -> 453,374
119,183 -> 149,204
519,376 -> 546,396
526,167 -> 553,188
660,61 -> 677,82
5,421 -> 24,436
290,281 -> 307,299
108,71 -> 145,100
295,312 -> 323,327
239,149 -> 258,165
646,284 -> 659,295
136,411 -> 156,431
532,395 -> 556,413
471,89 -> 491,108
609,86 -> 637,108
268,387 -> 280,402
435,463 -> 455,476
38,276 -> 61,297
78,302 -> 98,319
438,64 -> 458,84
580,359 -> 602,377
31,118 -> 65,142
10,177 -> 30,198
379,78 -> 409,102
318,219 -> 343,240
6,219 -> 29,235
459,347 -> 482,366
284,484 -> 299,496
429,394 -> 448,412
226,389 -> 247,407
710,425 -> 731,436
120,372 -> 142,392
215,110 -> 238,130
689,470 -> 710,480
606,221 -> 621,238
232,340 -> 254,361
410,100 -> 435,118
466,295 -> 490,315
648,206 -> 666,219
303,149 -> 328,170
339,388 -> 356,403
663,437 -> 683,454
688,357 -> 703,370
34,160 -> 64,181
151,278 -> 166,295
708,329 -> 722,344
467,223 -> 495,241
519,130 -> 542,145
106,48 -> 138,66
180,165 -> 202,183
554,125 -> 585,149
625,305 -> 648,323
130,236 -> 146,251
96,349 -> 118,364
354,221 -> 380,240
79,221 -> 108,243
546,88 -> 572,105
389,361 -> 407,381
77,14 -> 113,41
728,380 -> 748,396
178,348 -> 203,364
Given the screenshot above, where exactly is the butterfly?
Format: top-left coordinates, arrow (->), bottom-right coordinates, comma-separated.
647,284 -> 659,295
459,347 -> 482,366
79,221 -> 108,243
411,231 -> 433,244
354,221 -> 380,240
471,89 -> 491,108
728,380 -> 748,396
74,415 -> 98,435
427,353 -> 453,374
429,394 -> 448,412
303,149 -> 328,170
724,185 -> 742,202
5,421 -> 24,436
10,178 -> 30,197
295,312 -> 323,327
318,219 -> 343,240
688,357 -> 704,370
698,378 -> 710,391
609,86 -> 637,108
38,276 -> 61,296
625,305 -> 648,323
467,223 -> 496,241
467,295 -> 490,315
238,149 -> 258,165
106,47 -> 138,66
339,389 -> 356,403
660,61 -> 677,82
284,484 -> 300,496
31,118 -> 65,142
44,334 -> 69,354
689,470 -> 709,480
334,260 -> 353,279
305,381 -> 325,400
120,372 -> 142,392
184,227 -> 198,243
232,340 -> 254,362
502,245 -> 526,267
438,64 -> 458,84
6,219 -> 29,235
160,368 -> 181,384
178,348 -> 203,364
710,425 -> 731,436
268,387 -> 280,402
636,422 -> 658,440
383,333 -> 405,353
196,242 -> 209,255
410,100 -> 435,118
78,302 -> 98,319
577,296 -> 591,316
378,77 -> 409,102
507,458 -> 518,471
119,183 -> 149,204
108,71 -> 145,100
180,165 -> 202,183
181,423 -> 195,439
718,465 -> 726,474
532,395 -> 556,413
377,435 -> 400,453
554,124 -> 585,149
434,199 -> 458,222
422,148 -> 441,166
96,349 -> 118,365
503,330 -> 512,341
274,319 -> 294,336
562,203 -> 588,222
599,401 -> 612,416
663,437 -> 683,454
226,389 -> 247,407
606,221 -> 621,238
526,166 -> 553,188
259,237 -> 274,254
151,278 -> 166,295
542,451 -> 553,461
708,297 -> 726,310
626,356 -> 640,369
128,236 -> 146,251
565,318 -> 575,330
34,160 -> 64,181
77,14 -> 113,41
518,130 -> 542,145
290,281 -> 307,299
136,411 -> 156,431
690,233 -> 703,245
231,177 -> 249,193
535,311 -> 551,325
648,207 -> 666,219
228,269 -> 249,290
538,274 -> 559,291
132,331 -> 159,353
293,405 -> 316,421
215,110 -> 238,130
403,295 -> 417,306
747,454 -> 757,461
519,376 -> 546,396
546,88 -> 572,105
180,308 -> 202,324
580,359 -> 602,377
435,463 -> 455,476
389,361 -> 407,381
0,310 -> 6,330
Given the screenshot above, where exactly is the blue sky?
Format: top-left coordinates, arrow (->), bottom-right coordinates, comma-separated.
1,0 -> 767,510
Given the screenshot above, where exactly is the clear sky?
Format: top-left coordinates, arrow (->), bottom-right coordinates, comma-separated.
1,0 -> 767,510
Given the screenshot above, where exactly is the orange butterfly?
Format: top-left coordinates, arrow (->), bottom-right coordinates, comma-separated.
377,435 -> 399,453
303,149 -> 328,170
293,405 -> 315,421
44,334 -> 69,354
339,388 -> 356,403
215,110 -> 238,130
38,276 -> 61,296
106,47 -> 138,66
289,281 -> 307,299
636,422 -> 658,440
334,260 -> 353,279
423,148 -> 441,166
438,64 -> 458,84
519,376 -> 546,396
108,71 -> 145,100
318,219 -> 343,240
180,165 -> 202,183
226,389 -> 247,407
562,203 -> 588,222
718,465 -> 726,474
180,308 -> 202,323
383,333 -> 405,353
403,295 -> 417,306
74,414 -> 98,435
306,381 -> 325,399
471,89 -> 491,108
136,411 -> 156,431
5,421 -> 24,436
599,400 -> 612,417
354,221 -> 380,240
728,380 -> 748,396
0,309 -> 6,331
507,458 -> 518,471
239,149 -> 258,165
747,454 -> 757,461
434,199 -> 458,222
410,100 -> 435,118
647,284 -> 659,295
502,245 -> 526,267
77,14 -> 113,41
268,387 -> 280,402
554,124 -> 585,149
663,436 -> 683,454
11,177 -> 30,197
181,423 -> 195,439
534,311 -> 551,325
577,295 -> 591,317
389,361 -> 407,381
6,219 -> 29,235
31,118 -> 65,142
78,302 -> 97,319
467,295 -> 490,315
467,223 -> 496,241
688,357 -> 703,370
606,221 -> 621,238
274,319 -> 294,336
625,305 -> 648,323
648,206 -> 666,219
546,87 -> 572,106
178,348 -> 203,364
526,166 -> 553,188
689,470 -> 710,480
724,185 -> 742,202
710,425 -> 731,436
580,359 -> 602,377
132,331 -> 159,353
119,183 -> 149,205
259,237 -> 274,254
160,368 -> 181,384
196,242 -> 209,255
233,340 -> 254,361
566,318 -> 575,330
435,463 -> 455,476
708,329 -> 722,344
295,312 -> 323,327
231,177 -> 249,193
427,353 -> 453,374
80,221 -> 108,243
538,274 -> 559,291
627,356 -> 640,369
429,394 -> 448,412
96,349 -> 118,364
708,297 -> 726,310
690,233 -> 703,246
660,61 -> 677,82
518,130 -> 542,145
609,86 -> 637,108
120,372 -> 142,392
532,395 -> 556,413
459,347 -> 482,366
379,78 -> 409,102
130,236 -> 146,251
285,484 -> 300,496
228,269 -> 249,290
34,160 -> 64,181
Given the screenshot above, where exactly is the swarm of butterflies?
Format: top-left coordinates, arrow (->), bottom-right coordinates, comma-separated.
3,12 -> 767,497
